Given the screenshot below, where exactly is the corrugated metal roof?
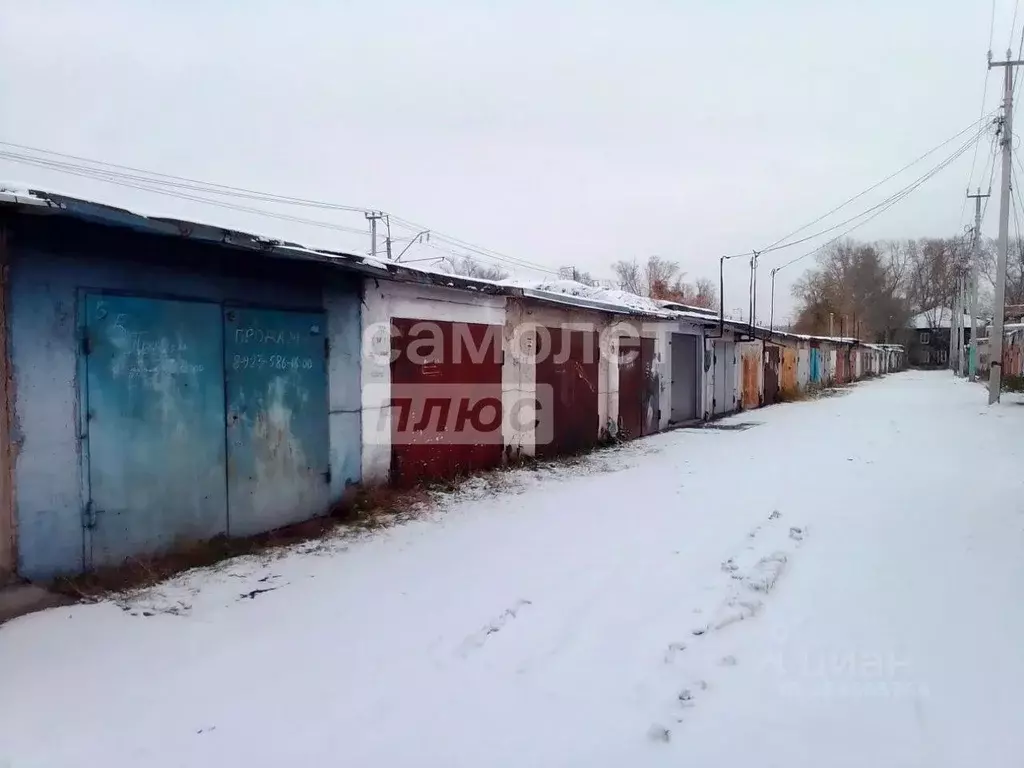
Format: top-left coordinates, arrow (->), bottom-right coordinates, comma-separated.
0,184 -> 915,350
0,185 -> 509,295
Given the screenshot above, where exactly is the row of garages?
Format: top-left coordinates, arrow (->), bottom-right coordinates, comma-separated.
0,189 -> 904,581
977,325 -> 1024,379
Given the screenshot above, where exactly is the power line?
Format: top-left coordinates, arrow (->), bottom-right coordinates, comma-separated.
1012,0 -> 1022,54
0,153 -> 376,239
0,140 -> 564,275
981,135 -> 1000,222
771,123 -> 986,274
961,0 -> 999,228
382,213 -> 562,274
0,141 -> 371,214
759,111 -> 997,254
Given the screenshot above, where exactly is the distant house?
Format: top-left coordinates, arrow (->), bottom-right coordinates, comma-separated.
903,308 -> 976,367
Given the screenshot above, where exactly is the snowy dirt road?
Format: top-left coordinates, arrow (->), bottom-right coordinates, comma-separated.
3,371 -> 1024,767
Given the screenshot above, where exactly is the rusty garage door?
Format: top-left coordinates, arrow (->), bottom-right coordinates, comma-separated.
619,336 -> 658,439
740,343 -> 762,410
535,327 -> 600,458
390,318 -> 504,486
763,344 -> 781,405
835,347 -> 849,384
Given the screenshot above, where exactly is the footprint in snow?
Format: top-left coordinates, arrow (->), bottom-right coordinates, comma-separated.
664,642 -> 687,664
457,599 -> 533,657
677,680 -> 708,709
647,724 -> 671,743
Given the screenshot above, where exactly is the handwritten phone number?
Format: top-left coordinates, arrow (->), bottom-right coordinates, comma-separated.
232,354 -> 314,371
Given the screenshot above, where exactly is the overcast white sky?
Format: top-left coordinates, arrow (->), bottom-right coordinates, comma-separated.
0,1 -> 1014,321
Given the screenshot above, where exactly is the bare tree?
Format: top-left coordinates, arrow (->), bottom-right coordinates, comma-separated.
792,239 -> 912,340
439,255 -> 509,281
646,256 -> 681,299
691,277 -> 718,309
558,266 -> 600,286
612,259 -> 644,294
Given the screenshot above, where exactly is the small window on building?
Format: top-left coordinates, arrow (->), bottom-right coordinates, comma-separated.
919,332 -> 930,344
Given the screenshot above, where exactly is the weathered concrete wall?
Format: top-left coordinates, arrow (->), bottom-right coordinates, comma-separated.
7,217 -> 361,578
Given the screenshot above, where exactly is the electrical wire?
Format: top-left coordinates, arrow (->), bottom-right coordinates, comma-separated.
771,124 -> 986,274
981,136 -> 1001,223
0,141 -> 372,214
962,0 -> 999,228
758,111 -> 998,254
768,123 -> 989,271
1012,0 -> 1022,55
0,141 -> 564,276
0,152 -> 377,239
380,213 -> 562,274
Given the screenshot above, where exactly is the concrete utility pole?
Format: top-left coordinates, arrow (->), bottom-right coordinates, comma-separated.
950,278 -> 958,374
949,278 -> 962,374
829,312 -> 834,337
365,211 -> 383,259
987,51 -> 1023,403
967,189 -> 990,380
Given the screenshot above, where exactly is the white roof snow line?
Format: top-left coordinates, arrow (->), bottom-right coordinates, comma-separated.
910,308 -> 977,330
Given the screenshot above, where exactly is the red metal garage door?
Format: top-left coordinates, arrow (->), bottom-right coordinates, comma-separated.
390,318 -> 504,486
619,336 -> 657,439
535,327 -> 599,458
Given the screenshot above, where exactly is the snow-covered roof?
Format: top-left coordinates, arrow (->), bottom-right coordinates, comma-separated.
909,308 -> 977,329
502,278 -> 690,319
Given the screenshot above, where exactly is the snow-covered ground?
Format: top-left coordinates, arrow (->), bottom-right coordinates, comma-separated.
3,371 -> 1024,767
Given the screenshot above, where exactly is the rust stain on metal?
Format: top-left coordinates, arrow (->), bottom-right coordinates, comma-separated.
618,337 -> 643,440
390,318 -> 503,487
618,336 -> 658,439
740,344 -> 761,410
536,327 -> 600,458
780,347 -> 799,396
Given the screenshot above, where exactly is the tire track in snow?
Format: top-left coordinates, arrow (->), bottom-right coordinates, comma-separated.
456,599 -> 533,658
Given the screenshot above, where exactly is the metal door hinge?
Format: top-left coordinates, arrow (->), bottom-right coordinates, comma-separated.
324,337 -> 330,358
323,468 -> 331,484
80,334 -> 91,356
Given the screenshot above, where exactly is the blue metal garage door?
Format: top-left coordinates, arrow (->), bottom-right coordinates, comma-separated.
83,294 -> 228,568
223,308 -> 330,536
